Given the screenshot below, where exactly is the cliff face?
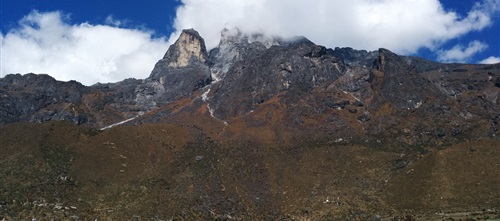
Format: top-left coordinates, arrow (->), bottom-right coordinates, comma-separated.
1,28 -> 499,142
1,28 -> 500,220
147,29 -> 212,103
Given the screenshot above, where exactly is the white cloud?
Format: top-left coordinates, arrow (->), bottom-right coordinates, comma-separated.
480,56 -> 500,64
105,15 -> 122,27
169,0 -> 497,54
437,41 -> 488,63
1,11 -> 168,85
473,0 -> 500,15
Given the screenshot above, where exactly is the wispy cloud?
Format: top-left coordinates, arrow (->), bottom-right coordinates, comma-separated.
1,11 -> 168,85
437,41 -> 488,63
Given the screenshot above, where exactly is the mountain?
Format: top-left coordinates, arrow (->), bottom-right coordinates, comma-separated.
1,29 -> 499,220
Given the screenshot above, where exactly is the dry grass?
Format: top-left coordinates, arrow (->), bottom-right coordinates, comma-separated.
1,121 -> 499,220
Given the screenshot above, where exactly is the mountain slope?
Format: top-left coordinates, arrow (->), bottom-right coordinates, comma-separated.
1,121 -> 499,220
1,28 -> 500,220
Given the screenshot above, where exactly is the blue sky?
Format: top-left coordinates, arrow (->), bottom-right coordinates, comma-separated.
1,0 -> 181,38
1,0 -> 499,85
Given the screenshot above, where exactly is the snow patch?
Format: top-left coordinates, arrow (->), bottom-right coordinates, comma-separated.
201,87 -> 211,102
100,114 -> 140,130
199,84 -> 229,135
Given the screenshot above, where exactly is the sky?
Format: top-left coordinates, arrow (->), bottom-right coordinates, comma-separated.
1,0 -> 499,85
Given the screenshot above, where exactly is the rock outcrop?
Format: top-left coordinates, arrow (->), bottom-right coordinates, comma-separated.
0,74 -> 88,125
148,29 -> 212,102
210,38 -> 344,119
209,28 -> 290,81
1,28 -> 499,143
2,28 -> 500,220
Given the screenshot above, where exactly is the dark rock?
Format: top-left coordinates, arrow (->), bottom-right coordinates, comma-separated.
210,39 -> 343,119
403,56 -> 459,73
329,100 -> 350,109
353,100 -> 364,107
452,129 -> 462,136
373,48 -> 439,110
148,29 -> 212,102
393,159 -> 407,170
434,130 -> 446,138
331,47 -> 378,67
0,74 -> 88,125
357,115 -> 371,122
1,28 -> 499,146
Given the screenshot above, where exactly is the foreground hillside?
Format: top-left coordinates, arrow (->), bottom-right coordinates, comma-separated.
1,28 -> 500,220
1,121 -> 499,220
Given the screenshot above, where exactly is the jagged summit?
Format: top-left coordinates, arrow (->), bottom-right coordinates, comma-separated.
1,27 -> 499,140
209,28 -> 315,81
218,28 -> 305,48
163,28 -> 208,68
1,28 -> 500,220
146,29 -> 212,103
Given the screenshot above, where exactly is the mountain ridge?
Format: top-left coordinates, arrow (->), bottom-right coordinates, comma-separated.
1,28 -> 499,143
1,28 -> 500,220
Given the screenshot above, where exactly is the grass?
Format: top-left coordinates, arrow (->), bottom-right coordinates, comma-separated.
1,121 -> 499,220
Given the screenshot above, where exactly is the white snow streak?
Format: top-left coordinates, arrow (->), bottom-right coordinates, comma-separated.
199,83 -> 228,136
201,87 -> 211,102
100,115 -> 139,130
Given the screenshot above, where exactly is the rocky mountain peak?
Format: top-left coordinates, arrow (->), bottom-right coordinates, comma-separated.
163,29 -> 208,68
2,28 -> 500,220
1,28 -> 499,141
331,47 -> 378,67
209,28 -> 270,81
218,28 -> 287,48
209,28 -> 311,81
145,29 -> 211,103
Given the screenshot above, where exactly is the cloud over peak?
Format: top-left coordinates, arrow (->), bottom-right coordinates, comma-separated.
170,0 -> 498,55
1,1 -> 498,85
1,11 -> 168,85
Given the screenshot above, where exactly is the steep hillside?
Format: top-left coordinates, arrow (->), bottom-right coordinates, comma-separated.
1,28 -> 500,220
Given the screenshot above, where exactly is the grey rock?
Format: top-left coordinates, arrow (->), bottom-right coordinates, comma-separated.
149,29 -> 212,102
1,28 -> 500,144
373,48 -> 443,110
331,47 -> 378,67
210,39 -> 343,119
0,73 -> 88,125
357,114 -> 371,122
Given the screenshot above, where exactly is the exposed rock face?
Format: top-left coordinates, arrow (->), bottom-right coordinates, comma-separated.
160,28 -> 208,69
210,39 -> 343,118
373,48 -> 437,110
209,28 -> 291,81
0,74 -> 88,125
331,47 -> 378,67
148,29 -> 212,102
1,28 -> 499,143
2,28 -> 500,220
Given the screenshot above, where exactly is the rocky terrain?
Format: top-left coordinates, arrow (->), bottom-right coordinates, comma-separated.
1,28 -> 499,220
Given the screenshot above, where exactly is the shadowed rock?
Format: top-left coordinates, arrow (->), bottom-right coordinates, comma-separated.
148,29 -> 212,102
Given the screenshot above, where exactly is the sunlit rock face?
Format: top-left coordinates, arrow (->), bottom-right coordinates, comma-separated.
2,28 -> 500,220
164,29 -> 208,68
1,28 -> 500,145
147,29 -> 212,103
